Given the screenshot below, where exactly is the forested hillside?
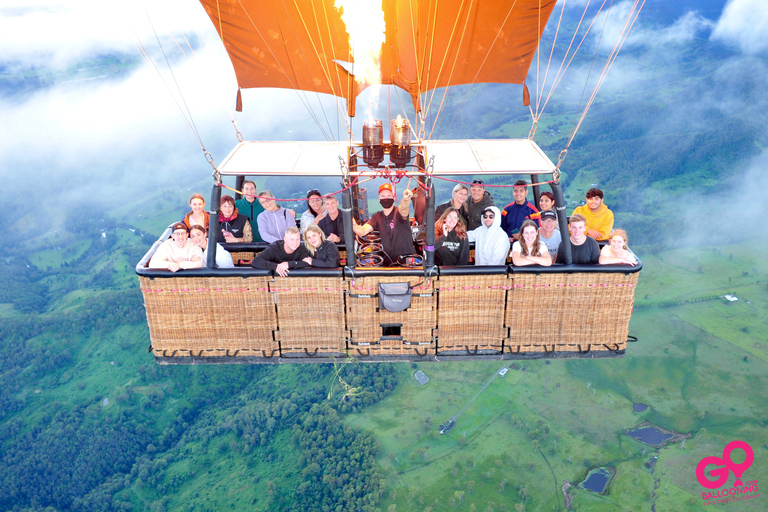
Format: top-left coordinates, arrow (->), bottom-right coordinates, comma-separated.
0,205 -> 398,511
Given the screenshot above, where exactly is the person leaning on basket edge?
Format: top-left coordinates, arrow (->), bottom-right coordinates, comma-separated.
556,214 -> 600,265
251,226 -> 310,277
149,222 -> 203,272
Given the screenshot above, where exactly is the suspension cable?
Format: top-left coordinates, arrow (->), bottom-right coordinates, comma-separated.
558,0 -> 645,170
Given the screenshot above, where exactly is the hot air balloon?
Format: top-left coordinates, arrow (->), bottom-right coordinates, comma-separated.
136,0 -> 642,363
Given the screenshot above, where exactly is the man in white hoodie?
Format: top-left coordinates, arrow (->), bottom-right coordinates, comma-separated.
467,206 -> 510,266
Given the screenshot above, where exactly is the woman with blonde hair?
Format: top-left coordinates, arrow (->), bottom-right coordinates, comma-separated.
511,219 -> 552,266
302,224 -> 340,267
599,229 -> 638,265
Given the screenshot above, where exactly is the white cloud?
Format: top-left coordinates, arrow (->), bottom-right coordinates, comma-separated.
595,2 -> 713,50
0,0 -> 216,70
711,0 -> 768,54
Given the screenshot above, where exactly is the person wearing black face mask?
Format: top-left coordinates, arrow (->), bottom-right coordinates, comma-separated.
352,182 -> 415,266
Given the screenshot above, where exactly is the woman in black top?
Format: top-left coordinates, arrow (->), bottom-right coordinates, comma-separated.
217,195 -> 253,243
434,207 -> 469,266
303,225 -> 340,267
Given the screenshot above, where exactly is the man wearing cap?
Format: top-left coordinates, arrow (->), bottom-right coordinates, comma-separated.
538,210 -> 562,261
572,188 -> 614,240
467,206 -> 510,266
352,183 -> 414,265
465,179 -> 495,231
500,180 -> 539,242
148,222 -> 203,272
251,226 -> 311,277
556,214 -> 600,265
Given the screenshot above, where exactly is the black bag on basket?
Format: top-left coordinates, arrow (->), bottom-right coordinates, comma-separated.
378,282 -> 412,312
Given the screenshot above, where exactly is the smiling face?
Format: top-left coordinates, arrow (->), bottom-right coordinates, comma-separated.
444,211 -> 459,231
570,220 -> 586,240
469,185 -> 484,202
190,228 -> 206,248
190,197 -> 205,214
453,188 -> 468,205
258,196 -> 276,211
539,194 -> 554,211
306,229 -> 322,248
323,196 -> 338,215
522,225 -> 538,246
541,217 -> 556,235
482,210 -> 495,227
512,186 -> 527,205
220,201 -> 235,217
610,234 -> 626,252
242,182 -> 257,201
171,228 -> 188,248
307,194 -> 322,210
284,231 -> 302,253
587,195 -> 603,212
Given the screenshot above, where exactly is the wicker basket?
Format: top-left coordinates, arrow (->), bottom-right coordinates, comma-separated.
139,275 -> 278,358
271,275 -> 347,357
346,274 -> 436,357
506,272 -> 638,354
435,274 -> 509,355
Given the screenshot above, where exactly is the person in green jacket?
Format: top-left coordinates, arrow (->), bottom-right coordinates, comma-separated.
234,180 -> 265,242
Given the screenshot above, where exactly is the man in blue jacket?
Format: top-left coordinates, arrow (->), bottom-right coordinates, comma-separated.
500,180 -> 539,242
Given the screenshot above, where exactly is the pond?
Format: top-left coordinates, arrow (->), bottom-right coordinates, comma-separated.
626,425 -> 674,446
580,467 -> 612,494
633,403 -> 648,412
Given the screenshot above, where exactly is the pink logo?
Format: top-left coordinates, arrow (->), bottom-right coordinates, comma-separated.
696,440 -> 754,489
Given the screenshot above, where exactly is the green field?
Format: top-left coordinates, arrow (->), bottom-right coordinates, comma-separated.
341,240 -> 768,512
3,219 -> 767,511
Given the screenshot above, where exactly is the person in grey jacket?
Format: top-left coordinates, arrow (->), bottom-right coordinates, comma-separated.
464,179 -> 495,230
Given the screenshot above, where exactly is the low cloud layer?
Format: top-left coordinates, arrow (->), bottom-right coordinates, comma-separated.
711,0 -> 768,54
0,0 -> 213,70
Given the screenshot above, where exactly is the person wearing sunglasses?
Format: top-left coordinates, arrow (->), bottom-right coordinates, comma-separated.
465,178 -> 495,230
467,206 -> 509,266
300,189 -> 326,234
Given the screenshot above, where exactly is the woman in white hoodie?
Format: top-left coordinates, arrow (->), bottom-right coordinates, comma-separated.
467,206 -> 510,266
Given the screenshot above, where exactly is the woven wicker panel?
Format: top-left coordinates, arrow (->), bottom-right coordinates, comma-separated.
507,272 -> 638,353
271,276 -> 347,357
228,251 -> 255,265
506,273 -> 567,353
139,275 -> 278,358
346,275 -> 436,356
435,274 -> 508,354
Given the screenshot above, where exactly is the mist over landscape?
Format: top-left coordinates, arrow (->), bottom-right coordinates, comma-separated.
1,1 -> 767,511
